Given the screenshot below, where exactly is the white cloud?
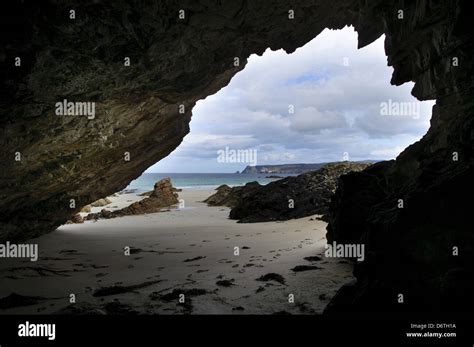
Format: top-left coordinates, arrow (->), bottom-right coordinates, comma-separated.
370,146 -> 406,158
148,27 -> 435,173
289,107 -> 347,133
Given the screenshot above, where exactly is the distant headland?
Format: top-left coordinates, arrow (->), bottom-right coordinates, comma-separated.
240,161 -> 377,174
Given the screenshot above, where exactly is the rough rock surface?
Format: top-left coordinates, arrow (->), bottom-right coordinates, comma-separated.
80,205 -> 91,213
203,185 -> 233,206
224,162 -> 370,222
86,178 -> 179,220
90,198 -> 112,207
140,187 -> 181,197
65,213 -> 84,224
322,1 -> 474,313
203,183 -> 261,209
0,0 -> 472,313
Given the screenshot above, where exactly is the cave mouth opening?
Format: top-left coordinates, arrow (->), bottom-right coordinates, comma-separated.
3,26 -> 438,316
132,26 -> 435,183
2,0 -> 470,317
72,26 -> 437,222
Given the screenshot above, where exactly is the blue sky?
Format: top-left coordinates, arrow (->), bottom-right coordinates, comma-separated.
147,27 -> 435,173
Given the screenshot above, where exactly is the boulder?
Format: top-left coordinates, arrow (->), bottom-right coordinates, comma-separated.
227,162 -> 371,223
204,182 -> 261,209
80,205 -> 92,213
86,178 -> 179,220
138,187 -> 181,197
203,185 -> 233,206
90,198 -> 112,207
66,214 -> 84,224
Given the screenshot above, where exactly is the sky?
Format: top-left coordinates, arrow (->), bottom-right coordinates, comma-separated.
147,26 -> 435,173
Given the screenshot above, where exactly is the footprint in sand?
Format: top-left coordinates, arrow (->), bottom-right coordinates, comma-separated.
291,265 -> 322,272
91,264 -> 109,269
183,256 -> 206,263
256,273 -> 286,285
59,249 -> 79,254
218,259 -> 233,264
216,279 -> 235,287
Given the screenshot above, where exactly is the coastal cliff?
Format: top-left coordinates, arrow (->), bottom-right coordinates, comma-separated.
241,163 -> 327,174
240,161 -> 375,174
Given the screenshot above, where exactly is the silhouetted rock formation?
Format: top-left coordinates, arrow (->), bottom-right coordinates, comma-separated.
203,185 -> 233,206
203,183 -> 261,208
226,162 -> 370,222
321,0 -> 474,313
86,178 -> 179,220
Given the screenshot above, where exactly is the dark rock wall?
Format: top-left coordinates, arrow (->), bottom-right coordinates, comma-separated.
326,0 -> 474,312
0,0 -> 472,312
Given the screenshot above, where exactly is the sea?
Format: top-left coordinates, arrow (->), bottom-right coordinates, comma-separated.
124,173 -> 297,193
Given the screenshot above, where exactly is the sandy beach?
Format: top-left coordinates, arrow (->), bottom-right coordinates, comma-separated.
0,189 -> 354,315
